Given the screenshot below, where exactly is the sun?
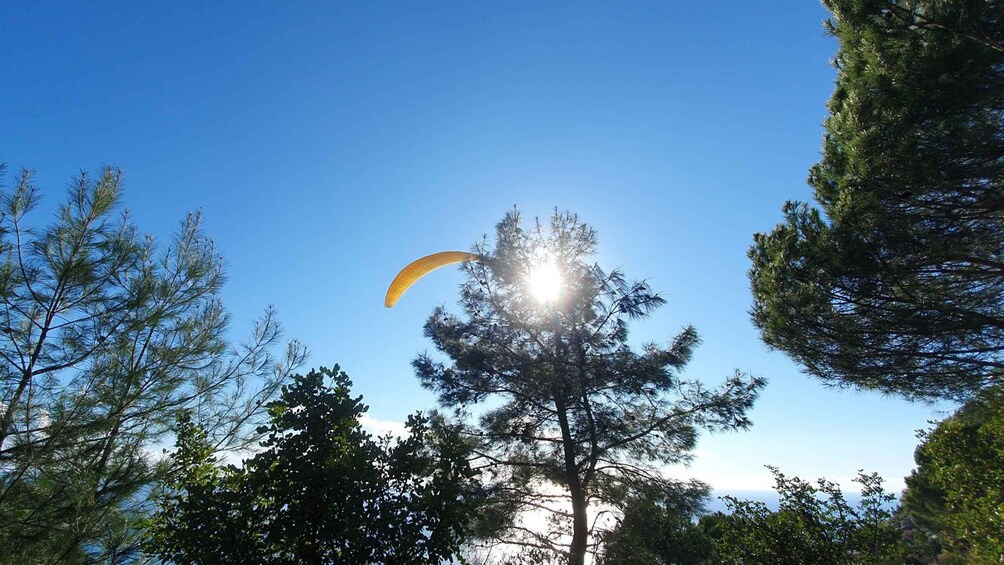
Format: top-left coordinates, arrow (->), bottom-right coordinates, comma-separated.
527,256 -> 562,304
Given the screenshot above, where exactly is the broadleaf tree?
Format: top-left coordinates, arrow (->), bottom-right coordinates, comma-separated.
748,0 -> 1004,401
900,388 -> 1004,562
146,365 -> 481,565
713,468 -> 900,565
596,483 -> 715,565
415,210 -> 765,565
0,166 -> 306,562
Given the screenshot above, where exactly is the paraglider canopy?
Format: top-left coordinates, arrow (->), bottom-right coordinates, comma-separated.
384,251 -> 481,308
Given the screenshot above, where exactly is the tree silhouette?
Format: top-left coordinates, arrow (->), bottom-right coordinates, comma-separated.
146,366 -> 480,564
416,210 -> 764,564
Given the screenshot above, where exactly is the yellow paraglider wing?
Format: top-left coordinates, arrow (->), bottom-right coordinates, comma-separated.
385,251 -> 481,308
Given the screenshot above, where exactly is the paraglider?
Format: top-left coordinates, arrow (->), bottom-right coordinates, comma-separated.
384,251 -> 481,308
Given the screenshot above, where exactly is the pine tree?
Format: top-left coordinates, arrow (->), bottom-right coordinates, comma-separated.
749,0 -> 1004,401
0,166 -> 305,561
415,210 -> 764,565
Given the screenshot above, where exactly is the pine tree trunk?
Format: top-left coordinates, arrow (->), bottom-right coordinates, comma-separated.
556,397 -> 588,565
568,487 -> 589,565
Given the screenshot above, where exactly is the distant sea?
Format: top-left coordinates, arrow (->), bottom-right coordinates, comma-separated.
705,490 -> 875,514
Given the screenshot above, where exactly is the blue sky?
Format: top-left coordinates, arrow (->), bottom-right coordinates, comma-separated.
1,1 -> 951,494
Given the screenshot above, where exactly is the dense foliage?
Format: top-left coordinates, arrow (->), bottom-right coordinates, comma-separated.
416,210 -> 764,564
749,0 -> 1004,401
597,468 -> 906,565
899,389 -> 1004,563
714,468 -> 900,565
146,365 -> 481,564
0,166 -> 304,562
597,485 -> 716,565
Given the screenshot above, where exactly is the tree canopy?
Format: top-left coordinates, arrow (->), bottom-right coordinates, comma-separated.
748,0 -> 1004,401
415,210 -> 764,564
900,389 -> 1004,562
597,486 -> 715,565
146,365 -> 481,564
0,166 -> 305,562
714,468 -> 900,565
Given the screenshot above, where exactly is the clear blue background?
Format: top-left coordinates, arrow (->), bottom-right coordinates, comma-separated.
1,1 -> 951,495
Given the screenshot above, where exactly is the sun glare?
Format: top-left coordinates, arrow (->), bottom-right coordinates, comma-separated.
527,257 -> 562,304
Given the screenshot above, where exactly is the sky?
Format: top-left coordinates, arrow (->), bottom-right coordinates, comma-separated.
1,1 -> 954,496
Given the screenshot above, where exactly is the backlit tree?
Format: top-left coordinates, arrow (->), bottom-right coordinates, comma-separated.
415,210 -> 764,565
